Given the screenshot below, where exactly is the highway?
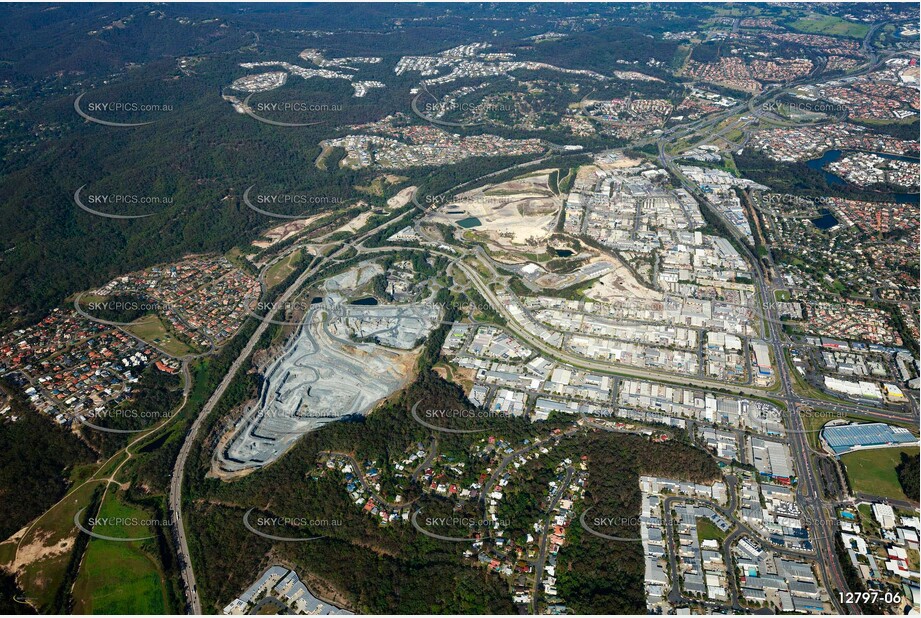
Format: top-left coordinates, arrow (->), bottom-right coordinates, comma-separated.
654,94 -> 863,613
169,251 -> 328,614
169,21 -> 912,613
169,207 -> 417,614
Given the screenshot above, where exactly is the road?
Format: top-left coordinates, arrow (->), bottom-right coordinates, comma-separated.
320,451 -> 418,510
654,77 -> 867,612
453,256 -> 913,428
169,205 -> 419,614
530,466 -> 574,614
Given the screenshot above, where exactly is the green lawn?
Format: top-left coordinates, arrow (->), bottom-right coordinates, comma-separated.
72,492 -> 167,614
696,517 -> 728,545
17,482 -> 102,611
841,446 -> 919,502
789,14 -> 869,38
264,249 -> 302,289
126,314 -> 195,357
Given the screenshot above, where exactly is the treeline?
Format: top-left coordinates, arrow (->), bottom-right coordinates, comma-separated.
556,431 -> 720,613
0,386 -> 95,541
79,366 -> 183,456
896,451 -> 919,502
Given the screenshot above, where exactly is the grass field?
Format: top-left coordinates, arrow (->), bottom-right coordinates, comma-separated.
696,517 -> 728,545
789,14 -> 869,38
723,128 -> 744,143
17,481 -> 102,611
774,289 -> 792,302
71,492 -> 167,614
841,446 -> 919,502
126,315 -> 195,357
856,503 -> 881,537
68,461 -> 101,486
264,250 -> 302,289
0,541 -> 16,568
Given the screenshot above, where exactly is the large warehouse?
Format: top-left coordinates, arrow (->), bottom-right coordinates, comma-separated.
821,422 -> 918,455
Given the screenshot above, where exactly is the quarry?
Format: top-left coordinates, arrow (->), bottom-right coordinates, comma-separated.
215,262 -> 441,475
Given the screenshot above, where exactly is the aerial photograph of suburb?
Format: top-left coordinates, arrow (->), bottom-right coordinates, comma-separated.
0,1 -> 918,616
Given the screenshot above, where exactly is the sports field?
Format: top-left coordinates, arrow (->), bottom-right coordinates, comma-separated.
841,446 -> 919,502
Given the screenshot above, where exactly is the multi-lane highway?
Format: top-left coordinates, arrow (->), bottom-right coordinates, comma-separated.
169,206 -> 422,614
169,21 -> 913,614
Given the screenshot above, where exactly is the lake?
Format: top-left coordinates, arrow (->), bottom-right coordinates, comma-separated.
806,149 -> 920,203
457,216 -> 482,228
811,208 -> 839,230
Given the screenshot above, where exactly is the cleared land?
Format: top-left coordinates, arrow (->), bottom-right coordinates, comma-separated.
264,250 -> 303,290
9,482 -> 101,611
430,172 -> 561,250
696,517 -> 728,545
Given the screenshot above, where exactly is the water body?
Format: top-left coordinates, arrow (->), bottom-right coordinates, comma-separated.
806,149 -> 920,203
806,149 -> 846,186
456,216 -> 482,228
811,208 -> 838,230
553,248 -> 575,257
350,296 -> 379,306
